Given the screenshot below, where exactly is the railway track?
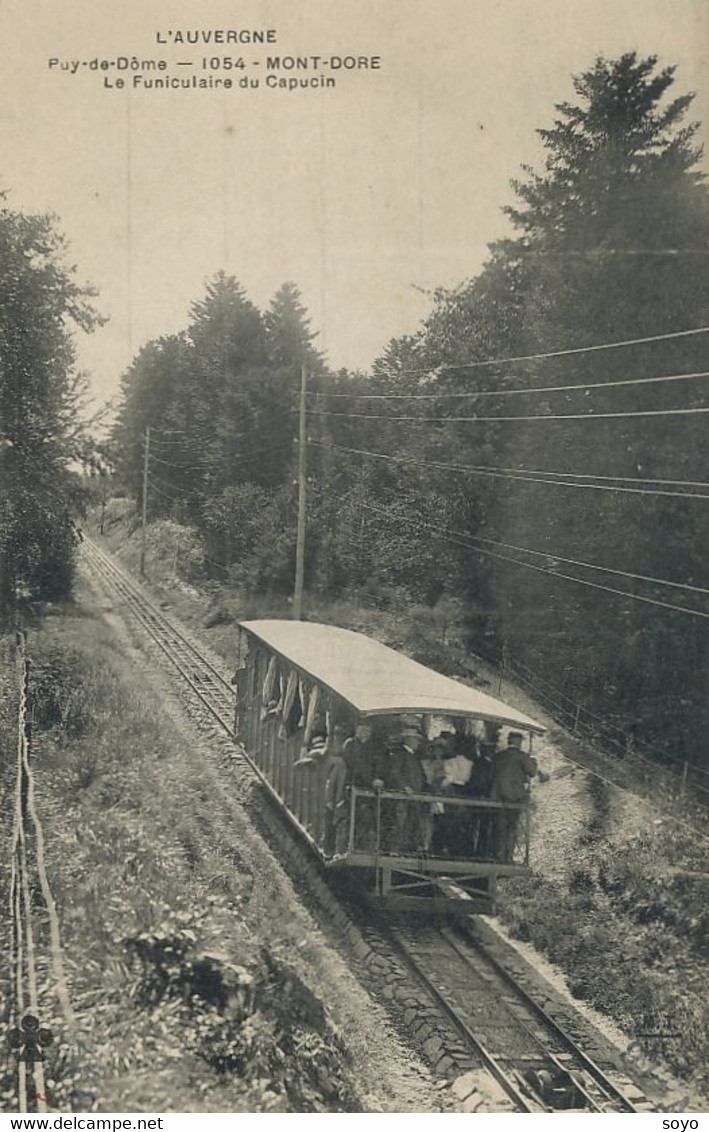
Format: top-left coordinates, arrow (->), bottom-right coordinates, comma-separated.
81,537 -> 651,1114
82,538 -> 235,733
384,914 -> 647,1112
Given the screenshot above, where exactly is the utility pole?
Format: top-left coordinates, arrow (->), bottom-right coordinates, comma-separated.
139,425 -> 150,578
293,362 -> 307,619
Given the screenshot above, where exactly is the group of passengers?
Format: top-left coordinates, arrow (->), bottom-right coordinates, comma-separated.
315,716 -> 537,861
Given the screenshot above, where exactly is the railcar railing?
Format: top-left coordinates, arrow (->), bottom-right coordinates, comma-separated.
326,788 -> 530,866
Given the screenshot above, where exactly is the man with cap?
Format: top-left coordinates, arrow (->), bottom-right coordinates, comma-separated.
490,731 -> 537,860
381,723 -> 426,851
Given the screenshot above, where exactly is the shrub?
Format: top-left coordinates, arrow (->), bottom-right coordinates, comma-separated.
123,911 -> 356,1112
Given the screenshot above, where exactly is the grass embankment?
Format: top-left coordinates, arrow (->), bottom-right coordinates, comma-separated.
0,593 -> 427,1113
498,787 -> 709,1094
97,512 -> 709,1097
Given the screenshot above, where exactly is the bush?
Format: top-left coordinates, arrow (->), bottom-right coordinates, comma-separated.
123,910 -> 356,1112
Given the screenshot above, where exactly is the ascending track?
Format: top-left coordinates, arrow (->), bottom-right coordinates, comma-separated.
82,538 -> 234,733
385,915 -> 647,1112
81,537 -> 651,1114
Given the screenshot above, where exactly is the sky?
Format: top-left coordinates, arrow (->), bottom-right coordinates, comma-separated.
2,0 -> 708,412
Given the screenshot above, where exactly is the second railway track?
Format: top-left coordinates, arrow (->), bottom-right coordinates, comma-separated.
81,535 -> 653,1114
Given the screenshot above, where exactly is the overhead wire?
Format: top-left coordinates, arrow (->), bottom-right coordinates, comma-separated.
358,500 -> 709,621
358,480 -> 709,779
149,454 -> 213,471
150,479 -> 201,501
147,410 -> 292,448
364,477 -> 709,597
363,472 -> 708,609
308,368 -> 709,400
309,440 -> 709,501
509,657 -> 709,781
368,323 -> 709,379
305,405 -> 709,423
427,523 -> 709,598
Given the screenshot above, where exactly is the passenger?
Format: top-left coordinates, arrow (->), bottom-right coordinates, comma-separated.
433,721 -> 477,857
343,722 -> 386,787
474,720 -> 502,858
441,737 -> 473,792
467,745 -> 493,796
343,721 -> 387,850
324,725 -> 349,856
466,742 -> 495,857
490,731 -> 537,861
421,737 -> 447,853
382,725 -> 426,852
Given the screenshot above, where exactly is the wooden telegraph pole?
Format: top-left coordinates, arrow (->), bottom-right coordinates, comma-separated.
139,425 -> 150,578
293,363 -> 307,619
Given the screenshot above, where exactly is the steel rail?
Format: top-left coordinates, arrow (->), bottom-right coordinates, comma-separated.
380,925 -> 537,1112
81,541 -> 234,733
444,923 -> 642,1113
82,537 -> 647,1115
82,541 -> 234,694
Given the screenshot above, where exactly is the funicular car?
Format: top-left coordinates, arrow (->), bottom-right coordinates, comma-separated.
233,620 -> 545,911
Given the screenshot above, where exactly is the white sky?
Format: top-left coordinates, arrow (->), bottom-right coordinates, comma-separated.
2,0 -> 708,410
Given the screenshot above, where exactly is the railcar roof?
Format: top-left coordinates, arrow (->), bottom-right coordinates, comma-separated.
239,619 -> 545,733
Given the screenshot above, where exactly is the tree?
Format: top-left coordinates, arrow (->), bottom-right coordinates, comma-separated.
263,282 -> 323,371
444,54 -> 709,768
0,205 -> 101,616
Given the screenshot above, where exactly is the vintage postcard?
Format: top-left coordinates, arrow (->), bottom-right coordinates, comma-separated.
1,0 -> 707,1121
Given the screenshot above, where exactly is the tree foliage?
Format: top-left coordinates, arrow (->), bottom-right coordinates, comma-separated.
0,205 -> 100,615
112,54 -> 708,773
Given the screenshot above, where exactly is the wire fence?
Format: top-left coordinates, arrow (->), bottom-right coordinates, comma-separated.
500,657 -> 709,834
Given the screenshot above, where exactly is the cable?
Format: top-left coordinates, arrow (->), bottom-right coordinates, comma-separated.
423,523 -> 709,599
309,368 -> 709,401
150,479 -> 200,502
363,475 -> 708,597
306,405 -> 709,423
150,454 -> 213,471
369,324 -> 709,379
359,500 -> 709,620
309,441 -> 709,502
365,474 -> 708,597
150,443 -> 294,500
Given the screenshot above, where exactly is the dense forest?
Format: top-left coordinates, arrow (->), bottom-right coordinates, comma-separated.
111,54 -> 709,776
0,203 -> 101,620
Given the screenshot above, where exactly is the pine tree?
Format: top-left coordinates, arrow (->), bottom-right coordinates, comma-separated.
263,282 -> 322,371
483,53 -> 709,769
